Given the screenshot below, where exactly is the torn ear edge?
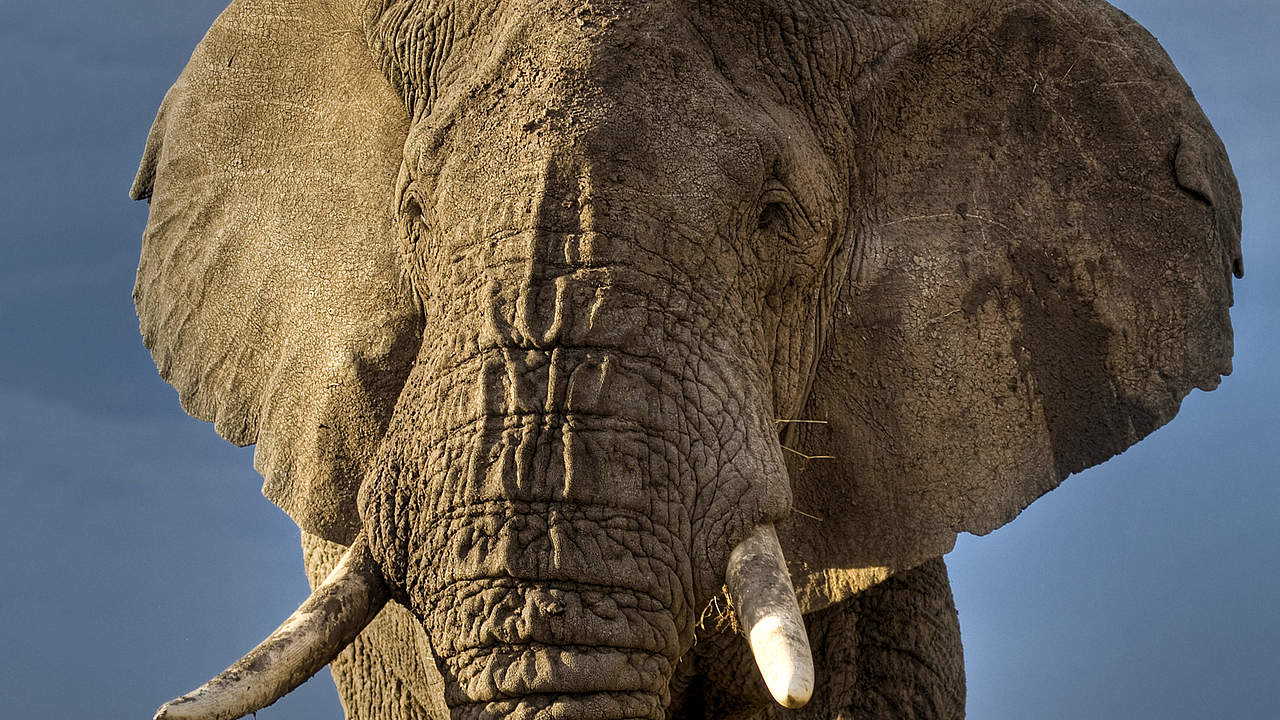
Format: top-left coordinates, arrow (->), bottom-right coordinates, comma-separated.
130,117 -> 160,201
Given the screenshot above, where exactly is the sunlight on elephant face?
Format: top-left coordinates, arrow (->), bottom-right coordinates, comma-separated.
133,1 -> 1240,718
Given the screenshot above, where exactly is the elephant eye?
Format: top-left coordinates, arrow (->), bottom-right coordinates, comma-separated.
758,201 -> 787,232
399,184 -> 434,244
398,182 -> 431,262
400,183 -> 426,223
757,182 -> 813,239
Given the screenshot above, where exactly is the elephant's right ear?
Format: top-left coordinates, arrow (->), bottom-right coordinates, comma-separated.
132,0 -> 420,545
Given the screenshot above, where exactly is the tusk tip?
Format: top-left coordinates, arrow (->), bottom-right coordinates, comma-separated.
153,697 -> 194,720
777,691 -> 813,709
154,692 -> 239,720
749,615 -> 815,709
764,671 -> 814,709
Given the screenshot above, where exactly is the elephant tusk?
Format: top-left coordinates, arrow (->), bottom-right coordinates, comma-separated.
725,523 -> 814,709
154,534 -> 389,720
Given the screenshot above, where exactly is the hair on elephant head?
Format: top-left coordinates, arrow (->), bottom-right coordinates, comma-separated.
133,0 -> 1240,718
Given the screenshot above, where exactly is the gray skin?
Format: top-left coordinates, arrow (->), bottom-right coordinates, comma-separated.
133,0 -> 1240,718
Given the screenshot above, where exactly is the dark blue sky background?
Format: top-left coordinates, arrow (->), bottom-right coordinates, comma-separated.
1,2 -> 1274,718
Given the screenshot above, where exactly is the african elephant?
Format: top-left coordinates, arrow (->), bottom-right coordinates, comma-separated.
132,0 -> 1241,718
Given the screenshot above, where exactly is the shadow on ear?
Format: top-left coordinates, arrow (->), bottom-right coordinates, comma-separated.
132,0 -> 420,545
780,0 -> 1241,611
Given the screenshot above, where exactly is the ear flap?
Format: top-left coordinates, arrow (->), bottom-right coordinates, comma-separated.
132,0 -> 420,545
781,1 -> 1241,610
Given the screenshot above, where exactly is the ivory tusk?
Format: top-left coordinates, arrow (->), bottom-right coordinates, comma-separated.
154,534 -> 389,720
725,523 -> 814,709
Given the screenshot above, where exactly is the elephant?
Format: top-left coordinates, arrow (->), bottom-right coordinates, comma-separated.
131,0 -> 1241,718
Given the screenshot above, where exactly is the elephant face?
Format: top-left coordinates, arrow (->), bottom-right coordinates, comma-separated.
362,8 -> 855,710
133,0 -> 1240,718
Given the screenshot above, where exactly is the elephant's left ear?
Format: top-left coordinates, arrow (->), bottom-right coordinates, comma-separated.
131,0 -> 420,545
780,0 -> 1242,610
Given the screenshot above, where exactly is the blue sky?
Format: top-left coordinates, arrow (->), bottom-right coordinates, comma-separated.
0,2 -> 1275,718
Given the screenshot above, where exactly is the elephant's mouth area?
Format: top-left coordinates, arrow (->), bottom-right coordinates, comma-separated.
447,690 -> 667,720
441,644 -> 673,707
409,571 -> 683,719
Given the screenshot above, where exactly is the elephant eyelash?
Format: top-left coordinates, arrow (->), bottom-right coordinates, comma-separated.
757,182 -> 815,238
399,183 -> 428,223
396,183 -> 432,316
758,198 -> 790,231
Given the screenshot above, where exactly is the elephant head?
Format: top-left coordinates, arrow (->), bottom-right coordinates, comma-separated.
132,0 -> 1240,718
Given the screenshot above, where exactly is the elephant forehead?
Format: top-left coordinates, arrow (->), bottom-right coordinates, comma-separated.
400,24 -> 768,186
388,0 -> 873,163
392,16 -> 850,284
374,0 -> 876,106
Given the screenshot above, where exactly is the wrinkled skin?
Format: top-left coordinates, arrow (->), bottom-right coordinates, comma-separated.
133,0 -> 1240,718
358,6 -> 848,715
304,534 -> 964,719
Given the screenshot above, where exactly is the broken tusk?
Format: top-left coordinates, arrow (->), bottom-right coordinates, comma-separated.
154,534 -> 389,720
725,523 -> 814,709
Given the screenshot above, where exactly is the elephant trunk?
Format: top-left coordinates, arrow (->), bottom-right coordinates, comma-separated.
360,355 -> 698,719
357,291 -> 793,718
404,419 -> 689,719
